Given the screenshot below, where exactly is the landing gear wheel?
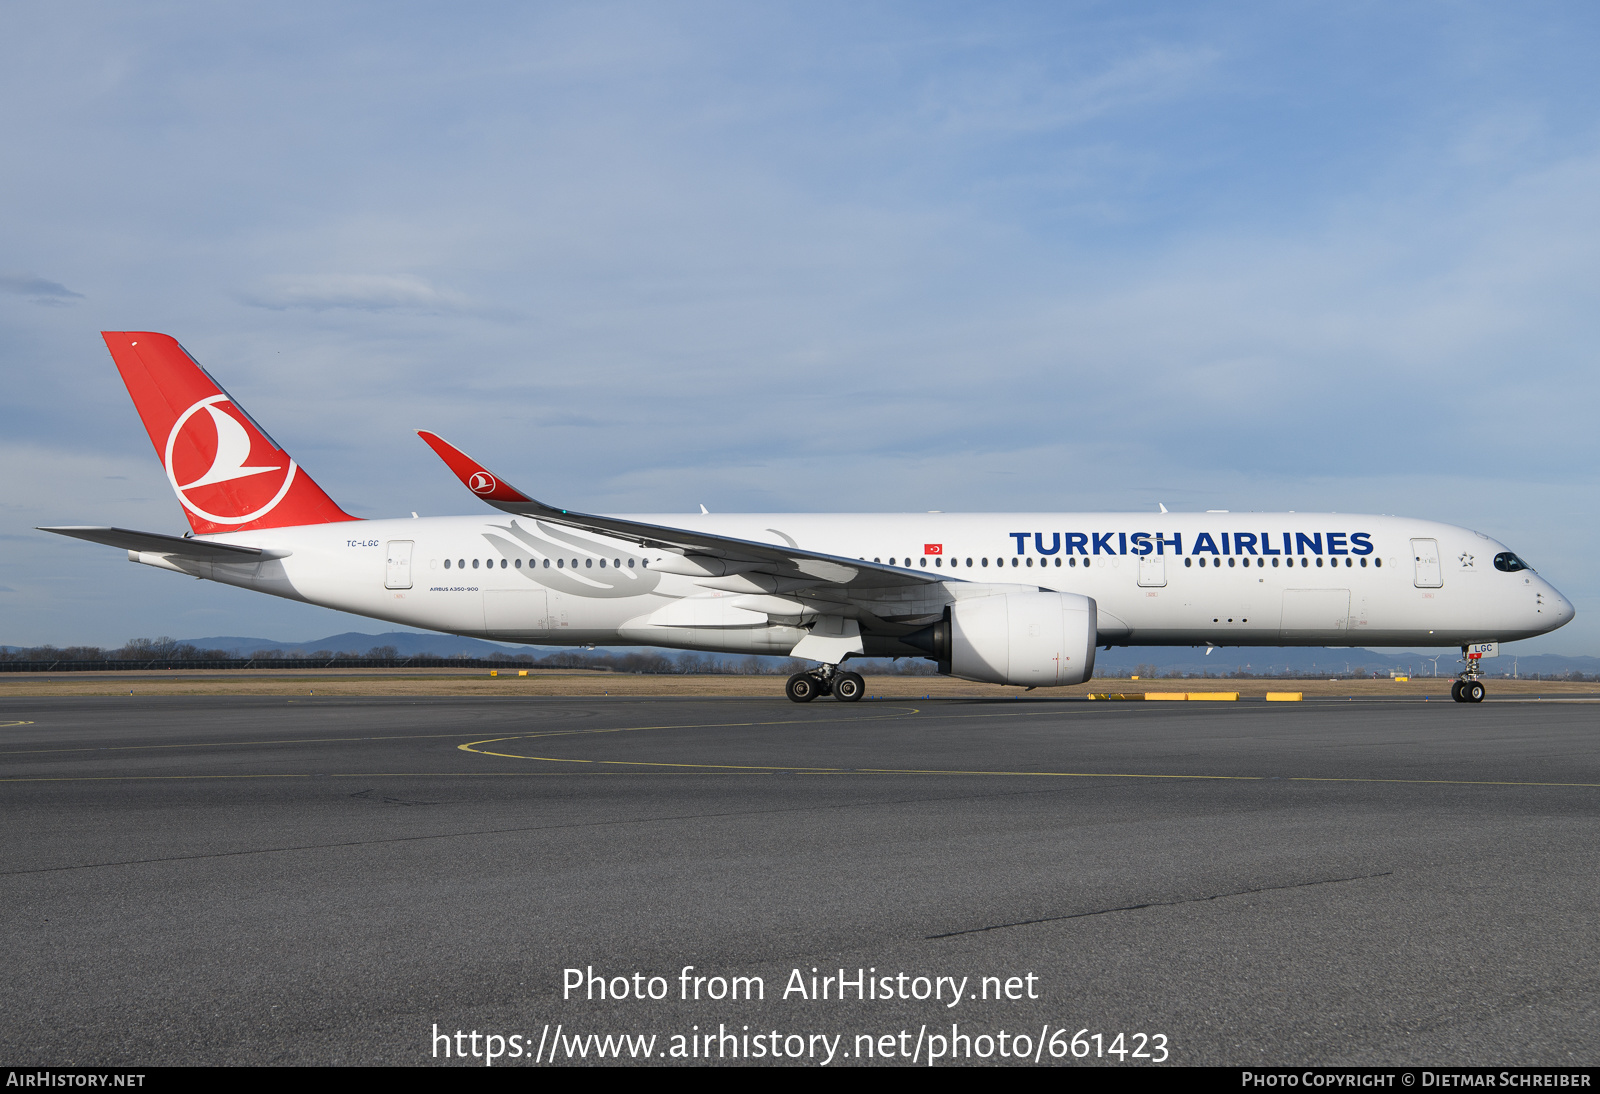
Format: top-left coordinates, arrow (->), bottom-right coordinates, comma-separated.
1464,681 -> 1486,703
1450,680 -> 1465,703
785,673 -> 819,703
833,671 -> 865,702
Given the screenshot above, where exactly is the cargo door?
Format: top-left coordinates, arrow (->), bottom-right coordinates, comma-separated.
1411,539 -> 1442,588
1280,589 -> 1352,641
545,591 -> 570,633
483,588 -> 549,638
1137,555 -> 1166,587
384,540 -> 413,589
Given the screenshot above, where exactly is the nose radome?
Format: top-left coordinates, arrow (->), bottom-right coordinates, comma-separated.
1543,581 -> 1575,621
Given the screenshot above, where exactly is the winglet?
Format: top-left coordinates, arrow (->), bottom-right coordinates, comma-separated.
416,431 -> 537,504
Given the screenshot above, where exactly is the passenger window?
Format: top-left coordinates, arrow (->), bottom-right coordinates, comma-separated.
1011,558 -> 1018,567
585,559 -> 593,568
1272,558 -> 1279,567
599,559 -> 606,568
1026,558 -> 1034,567
444,559 -> 451,569
919,558 -> 927,568
472,559 -> 480,569
1375,558 -> 1382,568
628,559 -> 635,568
1185,558 -> 1192,568
935,557 -> 942,567
967,558 -> 974,567
501,559 -> 507,568
1316,558 -> 1323,567
1360,558 -> 1367,567
1070,557 -> 1077,567
458,559 -> 465,569
557,559 -> 564,568
1084,558 -> 1090,568
981,558 -> 988,567
1228,558 -> 1235,567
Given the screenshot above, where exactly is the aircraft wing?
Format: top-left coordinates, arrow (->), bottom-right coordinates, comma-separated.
416,431 -> 944,593
39,526 -> 279,561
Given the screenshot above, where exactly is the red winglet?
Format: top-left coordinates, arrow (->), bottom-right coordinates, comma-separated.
416,431 -> 535,503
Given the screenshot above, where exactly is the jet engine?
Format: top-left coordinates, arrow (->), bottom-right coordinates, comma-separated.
907,591 -> 1097,687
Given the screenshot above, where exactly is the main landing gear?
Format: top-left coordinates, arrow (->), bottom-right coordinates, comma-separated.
786,665 -> 864,703
1451,645 -> 1487,703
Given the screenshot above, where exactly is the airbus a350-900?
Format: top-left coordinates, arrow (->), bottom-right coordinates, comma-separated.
43,333 -> 1574,703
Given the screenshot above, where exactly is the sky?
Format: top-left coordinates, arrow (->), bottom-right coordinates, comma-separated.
2,1 -> 1598,652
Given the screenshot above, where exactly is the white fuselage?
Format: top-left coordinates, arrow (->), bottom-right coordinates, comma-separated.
137,511 -> 1574,654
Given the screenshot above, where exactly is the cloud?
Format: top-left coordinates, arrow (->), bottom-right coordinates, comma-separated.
242,274 -> 467,313
1,5 -> 1597,653
0,274 -> 83,306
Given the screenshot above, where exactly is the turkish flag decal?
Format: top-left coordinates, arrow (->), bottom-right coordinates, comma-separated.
924,543 -> 943,555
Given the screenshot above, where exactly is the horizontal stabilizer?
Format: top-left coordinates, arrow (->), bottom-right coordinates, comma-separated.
39,526 -> 282,561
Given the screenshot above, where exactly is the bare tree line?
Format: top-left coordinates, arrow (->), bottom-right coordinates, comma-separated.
0,639 -> 944,676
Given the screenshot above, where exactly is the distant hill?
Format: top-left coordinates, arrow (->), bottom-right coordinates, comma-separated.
181,635 -> 1596,678
1093,645 -> 1600,679
176,631 -> 539,659
7,631 -> 1593,679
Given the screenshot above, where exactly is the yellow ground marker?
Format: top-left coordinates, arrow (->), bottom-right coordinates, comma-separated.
518,670 -> 529,676
1086,694 -> 1144,701
1393,676 -> 1409,682
1266,692 -> 1303,702
1140,692 -> 1241,701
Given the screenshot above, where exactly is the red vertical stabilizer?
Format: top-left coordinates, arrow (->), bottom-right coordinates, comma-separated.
102,332 -> 358,533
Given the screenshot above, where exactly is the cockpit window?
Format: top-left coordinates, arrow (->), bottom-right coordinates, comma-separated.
1493,551 -> 1532,573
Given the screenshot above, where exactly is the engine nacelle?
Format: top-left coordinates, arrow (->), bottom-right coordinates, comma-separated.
913,591 -> 1097,687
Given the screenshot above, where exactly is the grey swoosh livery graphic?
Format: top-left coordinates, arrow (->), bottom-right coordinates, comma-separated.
483,520 -> 661,599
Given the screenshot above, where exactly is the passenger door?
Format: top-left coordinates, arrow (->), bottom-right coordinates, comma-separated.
1411,539 -> 1442,588
384,540 -> 413,590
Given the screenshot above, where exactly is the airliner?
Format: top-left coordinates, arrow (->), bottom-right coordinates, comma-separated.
43,333 -> 1574,703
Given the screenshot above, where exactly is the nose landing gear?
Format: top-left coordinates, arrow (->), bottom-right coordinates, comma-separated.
1452,646 -> 1487,703
785,664 -> 865,703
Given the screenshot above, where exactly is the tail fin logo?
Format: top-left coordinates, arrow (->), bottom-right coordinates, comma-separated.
164,394 -> 300,525
468,471 -> 498,495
